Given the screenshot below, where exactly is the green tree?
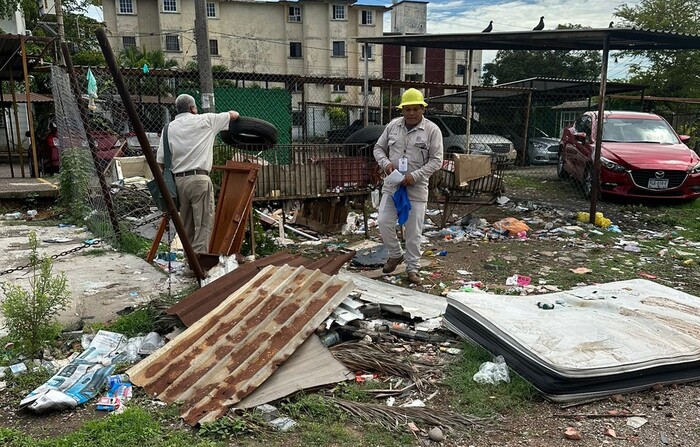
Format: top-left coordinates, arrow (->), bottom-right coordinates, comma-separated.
614,0 -> 700,97
482,24 -> 602,85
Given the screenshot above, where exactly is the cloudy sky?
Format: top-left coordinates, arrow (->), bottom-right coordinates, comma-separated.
88,0 -> 643,79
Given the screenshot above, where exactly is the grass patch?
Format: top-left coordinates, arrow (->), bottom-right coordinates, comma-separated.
444,343 -> 537,417
0,407 -> 220,447
87,306 -> 156,338
2,368 -> 51,400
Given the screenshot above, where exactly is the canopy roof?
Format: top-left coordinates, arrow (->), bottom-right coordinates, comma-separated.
356,27 -> 700,51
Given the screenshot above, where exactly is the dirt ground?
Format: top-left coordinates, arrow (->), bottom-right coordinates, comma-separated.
1,185 -> 700,446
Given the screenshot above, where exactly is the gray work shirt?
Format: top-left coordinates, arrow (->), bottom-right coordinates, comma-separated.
373,116 -> 444,202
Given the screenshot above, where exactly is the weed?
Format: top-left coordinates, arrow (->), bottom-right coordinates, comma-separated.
0,231 -> 70,357
444,342 -> 537,417
58,147 -> 92,222
199,416 -> 253,441
280,393 -> 346,423
240,214 -> 280,257
2,367 -> 51,401
80,248 -> 108,257
100,306 -> 156,338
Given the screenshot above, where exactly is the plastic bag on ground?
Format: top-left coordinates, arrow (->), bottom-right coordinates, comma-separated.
473,355 -> 511,385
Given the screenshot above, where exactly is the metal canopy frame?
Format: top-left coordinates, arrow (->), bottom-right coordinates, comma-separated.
357,27 -> 700,222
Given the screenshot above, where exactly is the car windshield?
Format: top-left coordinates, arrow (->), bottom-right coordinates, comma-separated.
603,118 -> 680,144
433,116 -> 490,135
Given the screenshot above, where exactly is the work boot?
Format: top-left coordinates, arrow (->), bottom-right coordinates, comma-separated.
382,255 -> 404,274
407,272 -> 422,285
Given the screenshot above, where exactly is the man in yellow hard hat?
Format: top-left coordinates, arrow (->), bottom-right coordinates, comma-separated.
373,88 -> 444,285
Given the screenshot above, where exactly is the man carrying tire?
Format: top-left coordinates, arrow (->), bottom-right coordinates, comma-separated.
373,88 -> 443,285
157,94 -> 239,254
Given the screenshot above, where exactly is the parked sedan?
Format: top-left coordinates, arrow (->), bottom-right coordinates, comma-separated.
527,127 -> 560,165
558,111 -> 700,200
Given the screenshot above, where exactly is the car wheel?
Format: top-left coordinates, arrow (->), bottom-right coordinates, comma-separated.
343,125 -> 385,157
219,117 -> 278,151
556,149 -> 569,179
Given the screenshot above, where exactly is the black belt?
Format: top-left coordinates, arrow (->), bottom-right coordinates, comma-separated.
174,169 -> 209,177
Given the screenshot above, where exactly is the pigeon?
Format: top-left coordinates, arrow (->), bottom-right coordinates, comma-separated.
608,21 -> 614,28
482,21 -> 493,33
533,16 -> 545,31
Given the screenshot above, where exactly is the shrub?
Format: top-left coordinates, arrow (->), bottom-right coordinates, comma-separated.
1,231 -> 70,357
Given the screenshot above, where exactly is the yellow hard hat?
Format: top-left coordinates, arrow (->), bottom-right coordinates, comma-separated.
398,88 -> 428,109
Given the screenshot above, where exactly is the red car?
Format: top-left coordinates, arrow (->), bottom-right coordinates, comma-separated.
558,111 -> 700,200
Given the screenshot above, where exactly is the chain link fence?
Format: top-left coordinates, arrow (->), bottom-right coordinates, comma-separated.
35,60 -> 700,247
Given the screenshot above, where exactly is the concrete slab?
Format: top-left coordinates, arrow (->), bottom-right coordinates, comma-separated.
0,223 -> 192,333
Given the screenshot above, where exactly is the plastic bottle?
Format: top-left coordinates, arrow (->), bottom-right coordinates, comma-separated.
320,331 -> 341,347
106,373 -> 130,389
27,210 -> 38,220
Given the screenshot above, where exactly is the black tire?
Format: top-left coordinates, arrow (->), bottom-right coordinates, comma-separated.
219,116 -> 278,151
556,149 -> 569,179
582,166 -> 598,200
343,125 -> 385,157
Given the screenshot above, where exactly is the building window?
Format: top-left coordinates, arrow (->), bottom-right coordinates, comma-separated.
289,42 -> 302,58
361,44 -> 372,60
118,0 -> 134,14
457,64 -> 465,76
332,84 -> 346,92
332,41 -> 345,57
332,5 -> 345,20
163,0 -> 177,12
165,35 -> 180,52
206,2 -> 216,17
209,39 -> 219,55
361,84 -> 374,95
288,6 -> 301,22
122,36 -> 137,49
287,82 -> 302,93
361,10 -> 373,25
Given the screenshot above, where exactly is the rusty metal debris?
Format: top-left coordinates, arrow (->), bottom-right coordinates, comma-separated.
127,264 -> 355,425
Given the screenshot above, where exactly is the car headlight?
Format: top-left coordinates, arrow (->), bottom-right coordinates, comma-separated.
690,161 -> 700,174
469,143 -> 492,154
531,141 -> 549,150
601,156 -> 626,172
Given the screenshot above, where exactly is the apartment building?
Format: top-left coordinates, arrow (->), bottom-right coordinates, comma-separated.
102,0 -> 481,134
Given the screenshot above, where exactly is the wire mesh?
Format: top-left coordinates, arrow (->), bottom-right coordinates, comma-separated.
30,60 -> 700,247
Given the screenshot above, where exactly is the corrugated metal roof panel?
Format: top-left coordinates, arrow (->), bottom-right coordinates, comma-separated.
167,250 -> 356,327
128,264 -> 355,425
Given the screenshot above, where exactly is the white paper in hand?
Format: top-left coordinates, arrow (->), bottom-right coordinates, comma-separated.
384,170 -> 404,187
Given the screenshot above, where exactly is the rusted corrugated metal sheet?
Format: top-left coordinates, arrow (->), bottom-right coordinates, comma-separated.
167,250 -> 356,327
127,264 -> 355,425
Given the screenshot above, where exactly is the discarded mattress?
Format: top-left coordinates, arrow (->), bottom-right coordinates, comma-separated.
444,279 -> 700,402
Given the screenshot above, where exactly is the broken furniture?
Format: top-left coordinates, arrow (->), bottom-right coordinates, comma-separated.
431,154 -> 506,228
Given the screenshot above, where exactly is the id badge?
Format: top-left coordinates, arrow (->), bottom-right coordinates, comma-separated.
398,157 -> 408,173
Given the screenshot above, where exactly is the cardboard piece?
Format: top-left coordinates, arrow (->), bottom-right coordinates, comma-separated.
110,156 -> 153,183
453,154 -> 492,186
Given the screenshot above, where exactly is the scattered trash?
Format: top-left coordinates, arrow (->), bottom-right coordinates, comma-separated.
439,347 -> 462,355
9,362 -> 28,376
355,373 -> 378,383
492,217 -> 530,235
27,210 -> 38,220
577,211 -> 612,228
537,302 -> 555,310
569,267 -> 592,274
473,355 -> 510,385
320,331 -> 341,347
255,404 -> 280,422
564,426 -> 582,440
43,237 -> 73,243
269,416 -> 297,431
626,416 -> 648,428
603,424 -> 617,438
96,381 -> 133,413
3,212 -> 21,220
506,274 -> 531,287
138,332 -> 164,356
20,330 -> 131,413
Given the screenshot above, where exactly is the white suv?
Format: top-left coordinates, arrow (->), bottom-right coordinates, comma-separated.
427,114 -> 517,164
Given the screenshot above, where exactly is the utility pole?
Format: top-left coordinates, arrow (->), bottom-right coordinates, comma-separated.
194,0 -> 215,112
55,0 -> 65,63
